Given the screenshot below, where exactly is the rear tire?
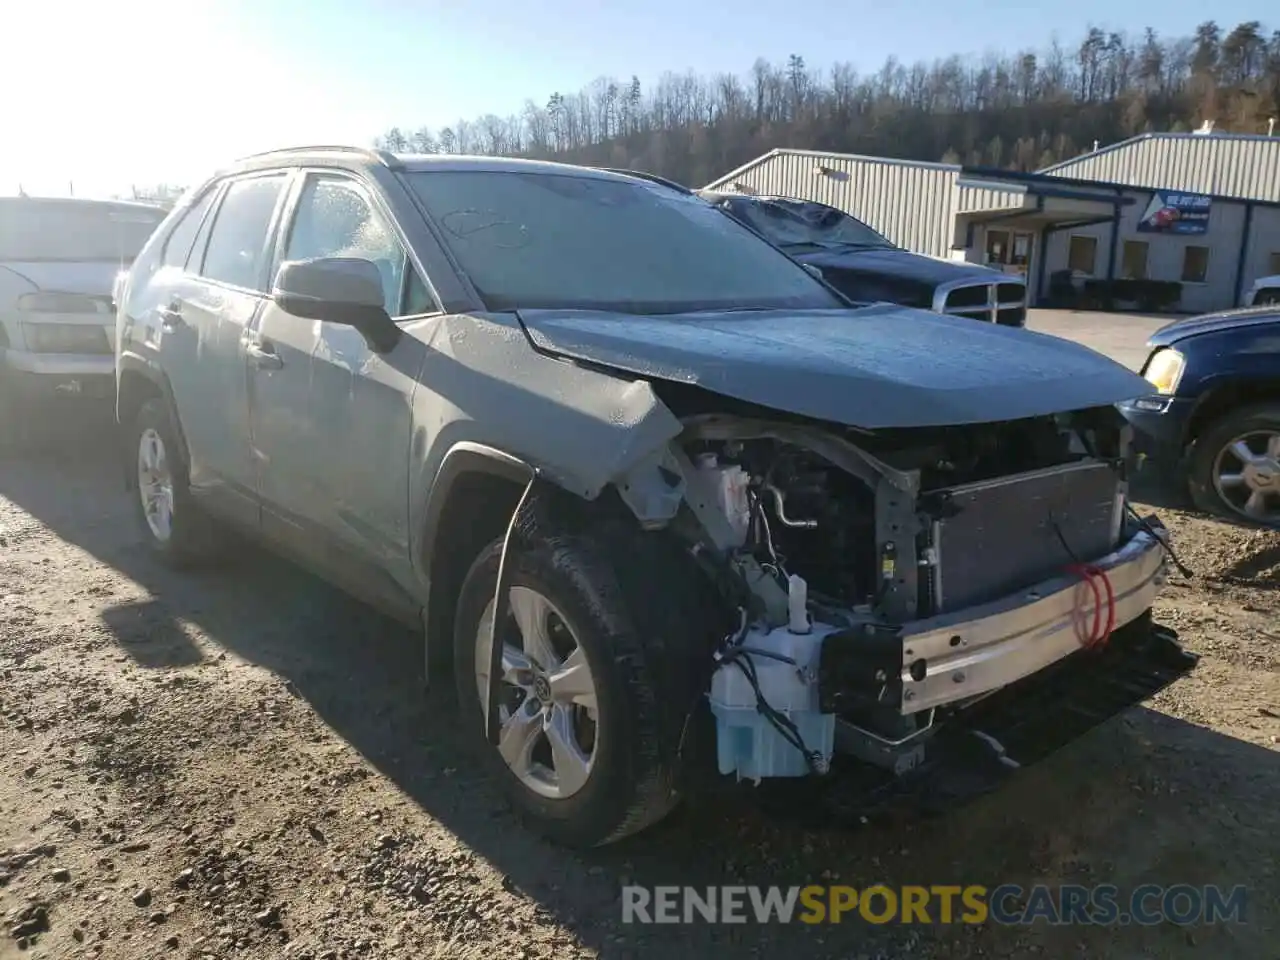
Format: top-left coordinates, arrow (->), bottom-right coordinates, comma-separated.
130,398 -> 222,566
453,533 -> 680,848
1187,403 -> 1280,529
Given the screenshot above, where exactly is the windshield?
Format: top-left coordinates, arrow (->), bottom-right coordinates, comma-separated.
727,198 -> 895,252
406,171 -> 843,314
0,199 -> 166,262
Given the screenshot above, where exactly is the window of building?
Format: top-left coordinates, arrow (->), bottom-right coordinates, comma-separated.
985,229 -> 1009,266
1010,232 -> 1031,269
985,230 -> 1032,270
1269,251 -> 1280,275
1067,235 -> 1098,275
1181,245 -> 1210,284
200,175 -> 288,291
1121,240 -> 1149,280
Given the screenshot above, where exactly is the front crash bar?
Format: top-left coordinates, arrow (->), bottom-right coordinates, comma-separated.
816,524 -> 1171,718
899,524 -> 1170,713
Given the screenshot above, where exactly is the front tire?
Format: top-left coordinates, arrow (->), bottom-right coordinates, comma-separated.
453,534 -> 680,848
130,398 -> 220,565
1187,403 -> 1280,529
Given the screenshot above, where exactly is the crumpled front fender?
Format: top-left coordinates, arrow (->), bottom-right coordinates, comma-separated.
407,312 -> 690,599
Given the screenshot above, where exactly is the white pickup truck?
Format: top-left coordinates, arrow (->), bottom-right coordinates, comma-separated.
1247,274 -> 1280,306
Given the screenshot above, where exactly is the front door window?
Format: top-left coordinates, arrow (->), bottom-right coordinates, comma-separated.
282,175 -> 435,317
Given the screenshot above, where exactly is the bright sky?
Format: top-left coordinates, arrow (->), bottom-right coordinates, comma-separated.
0,1 -> 1265,198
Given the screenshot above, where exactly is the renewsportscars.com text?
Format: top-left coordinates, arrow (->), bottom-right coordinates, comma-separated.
621,884 -> 1248,926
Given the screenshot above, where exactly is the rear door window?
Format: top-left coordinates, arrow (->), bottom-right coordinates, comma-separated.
199,175 -> 289,291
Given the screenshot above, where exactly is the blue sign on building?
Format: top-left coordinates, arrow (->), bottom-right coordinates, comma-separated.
1137,191 -> 1212,235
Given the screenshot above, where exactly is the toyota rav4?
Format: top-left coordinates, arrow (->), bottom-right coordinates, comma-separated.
114,147 -> 1195,848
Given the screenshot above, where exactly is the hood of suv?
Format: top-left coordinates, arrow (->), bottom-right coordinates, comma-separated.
798,246 -> 1010,288
1147,305 -> 1280,349
517,304 -> 1149,429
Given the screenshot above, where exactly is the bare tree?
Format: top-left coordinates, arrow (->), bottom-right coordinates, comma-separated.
376,20 -> 1277,185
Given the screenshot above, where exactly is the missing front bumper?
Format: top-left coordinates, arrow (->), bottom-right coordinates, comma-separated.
755,612 -> 1197,827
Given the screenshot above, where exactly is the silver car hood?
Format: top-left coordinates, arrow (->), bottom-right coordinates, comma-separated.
517,304 -> 1152,429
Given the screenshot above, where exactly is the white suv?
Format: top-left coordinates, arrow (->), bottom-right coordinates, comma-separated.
0,196 -> 167,446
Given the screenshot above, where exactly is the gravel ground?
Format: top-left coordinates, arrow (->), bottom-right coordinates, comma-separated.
2,415 -> 1279,960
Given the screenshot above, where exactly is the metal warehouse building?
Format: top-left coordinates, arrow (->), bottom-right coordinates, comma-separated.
704,132 -> 1280,313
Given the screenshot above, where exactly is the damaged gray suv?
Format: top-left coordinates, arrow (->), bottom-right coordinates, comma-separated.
114,148 -> 1196,848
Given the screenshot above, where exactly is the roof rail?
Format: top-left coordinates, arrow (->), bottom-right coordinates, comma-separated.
599,167 -> 692,194
234,145 -> 404,170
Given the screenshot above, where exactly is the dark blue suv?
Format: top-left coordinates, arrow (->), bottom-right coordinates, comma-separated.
1121,305 -> 1280,529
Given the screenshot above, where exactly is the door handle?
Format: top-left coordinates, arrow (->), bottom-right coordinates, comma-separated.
245,342 -> 284,370
158,304 -> 185,332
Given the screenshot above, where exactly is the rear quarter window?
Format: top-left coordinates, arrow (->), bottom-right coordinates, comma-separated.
161,189 -> 217,269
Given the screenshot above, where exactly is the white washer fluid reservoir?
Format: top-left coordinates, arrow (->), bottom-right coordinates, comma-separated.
708,621 -> 838,783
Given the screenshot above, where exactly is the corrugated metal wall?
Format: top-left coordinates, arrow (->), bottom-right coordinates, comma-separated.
956,184 -> 1025,213
705,151 -> 962,258
1241,206 -> 1280,298
1042,134 -> 1280,203
704,136 -> 1279,276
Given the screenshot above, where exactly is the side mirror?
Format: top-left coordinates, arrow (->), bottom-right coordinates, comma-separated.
272,257 -> 402,354
802,262 -> 824,280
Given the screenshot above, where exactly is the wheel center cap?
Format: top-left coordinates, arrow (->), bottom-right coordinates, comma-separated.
532,675 -> 551,703
1248,462 -> 1278,489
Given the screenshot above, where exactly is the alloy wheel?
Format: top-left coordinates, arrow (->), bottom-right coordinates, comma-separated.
474,585 -> 600,800
1212,430 -> 1280,524
138,427 -> 175,542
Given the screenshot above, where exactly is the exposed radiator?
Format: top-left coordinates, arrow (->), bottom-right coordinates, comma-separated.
929,461 -> 1122,614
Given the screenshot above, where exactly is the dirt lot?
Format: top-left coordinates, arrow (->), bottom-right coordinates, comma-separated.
3,397 -> 1279,959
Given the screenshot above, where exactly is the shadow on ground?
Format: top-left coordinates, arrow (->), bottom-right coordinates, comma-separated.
2,423 -> 1276,959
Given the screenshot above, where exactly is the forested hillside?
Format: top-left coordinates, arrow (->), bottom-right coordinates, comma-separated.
376,20 -> 1279,186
